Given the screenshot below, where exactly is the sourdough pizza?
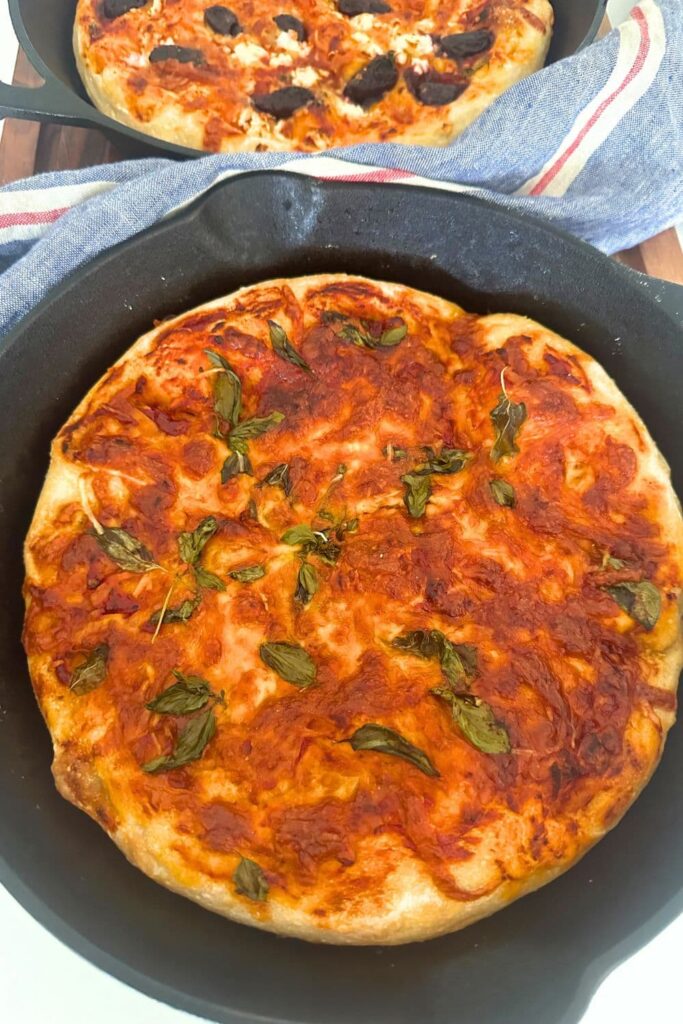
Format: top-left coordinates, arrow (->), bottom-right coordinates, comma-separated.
24,275 -> 683,944
73,0 -> 553,151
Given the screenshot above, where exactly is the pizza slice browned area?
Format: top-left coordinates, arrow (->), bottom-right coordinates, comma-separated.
24,275 -> 683,943
74,0 -> 552,151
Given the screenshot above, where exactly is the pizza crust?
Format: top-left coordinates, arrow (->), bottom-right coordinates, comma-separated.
73,1 -> 553,152
24,275 -> 683,943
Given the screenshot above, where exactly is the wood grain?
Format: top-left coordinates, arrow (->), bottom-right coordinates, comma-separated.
1,45 -> 681,285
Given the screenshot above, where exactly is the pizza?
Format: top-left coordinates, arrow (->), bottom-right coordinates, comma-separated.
23,274 -> 683,944
73,0 -> 553,152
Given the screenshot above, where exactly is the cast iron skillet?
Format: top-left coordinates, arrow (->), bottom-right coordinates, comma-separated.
0,0 -> 608,159
0,173 -> 682,1024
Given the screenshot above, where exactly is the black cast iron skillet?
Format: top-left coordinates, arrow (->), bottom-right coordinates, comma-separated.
1,173 -> 682,1024
0,0 -> 608,159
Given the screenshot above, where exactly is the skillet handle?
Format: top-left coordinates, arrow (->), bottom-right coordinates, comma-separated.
0,78 -> 96,128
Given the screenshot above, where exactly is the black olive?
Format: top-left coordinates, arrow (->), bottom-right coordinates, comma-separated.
252,86 -> 315,119
273,14 -> 307,41
149,45 -> 205,65
343,54 -> 398,109
102,0 -> 148,19
204,5 -> 242,36
434,29 -> 494,61
404,68 -> 468,107
337,0 -> 391,15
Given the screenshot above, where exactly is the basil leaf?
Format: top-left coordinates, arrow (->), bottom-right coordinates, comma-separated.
281,524 -> 318,546
379,323 -> 407,347
233,857 -> 269,901
93,527 -> 159,573
259,641 -> 317,688
348,723 -> 439,777
146,671 -> 214,715
602,552 -> 627,570
401,473 -> 431,518
221,450 -> 253,483
268,320 -> 311,373
490,478 -> 516,507
70,644 -> 109,695
490,392 -> 527,462
149,593 -> 201,628
178,516 -> 218,565
383,444 -> 408,462
143,706 -> 216,773
193,565 -> 226,591
294,562 -> 318,605
262,462 -> 292,497
229,411 -> 284,453
229,564 -> 266,583
391,630 -> 477,689
432,689 -> 510,754
340,319 -> 407,350
306,535 -> 341,566
604,580 -> 661,631
205,349 -> 242,429
416,447 -> 472,476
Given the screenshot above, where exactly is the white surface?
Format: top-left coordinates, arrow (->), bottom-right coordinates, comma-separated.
0,1 -> 681,1022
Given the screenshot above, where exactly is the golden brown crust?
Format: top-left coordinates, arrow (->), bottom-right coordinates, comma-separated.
24,275 -> 683,943
74,0 -> 552,152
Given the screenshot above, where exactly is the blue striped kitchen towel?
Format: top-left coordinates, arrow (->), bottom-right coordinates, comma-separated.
0,0 -> 681,338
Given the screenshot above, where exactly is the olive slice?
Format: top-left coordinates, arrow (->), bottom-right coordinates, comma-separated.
435,29 -> 494,61
150,45 -> 205,65
102,0 -> 148,18
204,5 -> 242,36
405,67 -> 468,106
252,86 -> 315,119
343,54 -> 398,109
337,0 -> 391,15
273,14 -> 307,41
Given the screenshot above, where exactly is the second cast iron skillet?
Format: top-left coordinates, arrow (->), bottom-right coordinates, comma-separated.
0,0 -> 608,158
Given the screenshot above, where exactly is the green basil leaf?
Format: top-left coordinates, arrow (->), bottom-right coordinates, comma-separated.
401,473 -> 431,518
205,349 -> 242,429
146,671 -> 214,715
259,641 -> 317,688
490,392 -> 527,462
281,524 -> 318,546
489,478 -> 516,507
348,723 -> 439,777
391,629 -> 477,689
340,323 -> 369,348
432,689 -> 510,754
262,462 -> 292,497
383,444 -> 408,462
321,310 -> 348,324
142,706 -> 216,773
294,562 -> 318,605
378,323 -> 408,347
229,412 -> 284,453
93,527 -> 159,573
193,565 -> 226,591
604,580 -> 661,631
306,535 -> 341,566
268,320 -> 311,373
416,447 -> 472,476
602,552 -> 627,570
221,450 -> 253,483
229,564 -> 266,583
233,857 -> 269,902
69,644 -> 109,695
149,593 -> 202,628
178,516 -> 218,565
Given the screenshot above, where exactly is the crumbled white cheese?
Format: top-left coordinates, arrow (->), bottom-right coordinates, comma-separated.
291,66 -> 320,88
335,96 -> 367,119
125,53 -> 148,68
390,32 -> 435,59
412,57 -> 430,74
415,18 -> 434,33
233,40 -> 268,66
351,31 -> 383,56
149,0 -> 163,14
276,31 -> 309,56
271,52 -> 294,67
352,13 -> 376,31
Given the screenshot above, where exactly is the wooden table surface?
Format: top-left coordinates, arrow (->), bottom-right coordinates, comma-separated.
2,47 -> 682,286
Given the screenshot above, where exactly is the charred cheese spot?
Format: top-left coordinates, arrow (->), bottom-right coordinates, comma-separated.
24,275 -> 683,943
